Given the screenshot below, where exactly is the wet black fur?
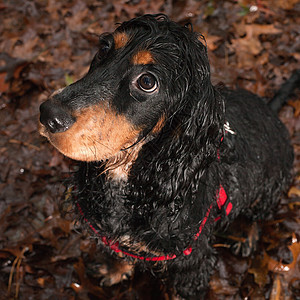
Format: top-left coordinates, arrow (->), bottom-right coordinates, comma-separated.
52,15 -> 293,298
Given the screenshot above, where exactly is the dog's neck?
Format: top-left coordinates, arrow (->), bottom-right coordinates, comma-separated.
104,139 -> 146,181
105,121 -> 166,181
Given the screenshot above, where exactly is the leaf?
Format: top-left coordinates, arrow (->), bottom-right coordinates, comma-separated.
0,53 -> 27,93
72,258 -> 106,297
231,23 -> 282,68
206,35 -> 223,51
249,253 -> 270,288
270,274 -> 282,300
273,0 -> 299,10
0,72 -> 9,92
65,73 -> 74,86
64,1 -> 89,32
288,100 -> 300,118
267,234 -> 300,275
38,214 -> 72,248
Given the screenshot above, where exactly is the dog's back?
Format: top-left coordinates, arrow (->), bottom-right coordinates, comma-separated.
220,88 -> 293,220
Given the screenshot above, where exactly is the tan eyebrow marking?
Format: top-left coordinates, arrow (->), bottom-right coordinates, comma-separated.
132,50 -> 155,65
114,32 -> 130,49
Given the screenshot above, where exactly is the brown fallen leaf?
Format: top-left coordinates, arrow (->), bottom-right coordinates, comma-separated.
65,1 -> 89,32
0,53 -> 28,93
249,252 -> 270,288
72,257 -> 106,297
270,274 -> 282,300
272,0 -> 300,10
288,186 -> 300,198
231,22 -> 282,68
38,214 -> 72,249
267,234 -> 300,275
0,72 -> 9,92
288,100 -> 300,117
206,35 -> 223,51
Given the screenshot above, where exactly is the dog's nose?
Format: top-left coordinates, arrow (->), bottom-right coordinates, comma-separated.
39,100 -> 75,133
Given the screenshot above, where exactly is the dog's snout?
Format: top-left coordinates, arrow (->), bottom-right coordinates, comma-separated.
39,100 -> 75,133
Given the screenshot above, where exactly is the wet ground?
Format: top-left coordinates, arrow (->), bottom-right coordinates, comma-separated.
0,1 -> 299,299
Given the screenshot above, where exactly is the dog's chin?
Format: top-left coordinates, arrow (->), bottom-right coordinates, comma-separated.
52,146 -> 110,162
38,122 -> 49,138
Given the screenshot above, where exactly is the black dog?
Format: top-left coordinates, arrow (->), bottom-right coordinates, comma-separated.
39,14 -> 295,298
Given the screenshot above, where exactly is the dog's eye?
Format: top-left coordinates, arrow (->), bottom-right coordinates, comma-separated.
137,74 -> 158,93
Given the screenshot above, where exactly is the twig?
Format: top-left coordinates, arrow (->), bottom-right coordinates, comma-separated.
9,139 -> 40,151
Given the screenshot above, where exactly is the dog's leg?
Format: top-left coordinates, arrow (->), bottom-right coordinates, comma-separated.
230,221 -> 260,257
168,247 -> 217,299
86,253 -> 134,286
99,259 -> 134,286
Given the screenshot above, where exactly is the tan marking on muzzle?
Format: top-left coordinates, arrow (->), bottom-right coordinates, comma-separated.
39,103 -> 141,162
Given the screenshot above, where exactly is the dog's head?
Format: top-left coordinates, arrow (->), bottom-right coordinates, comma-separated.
39,14 -> 221,162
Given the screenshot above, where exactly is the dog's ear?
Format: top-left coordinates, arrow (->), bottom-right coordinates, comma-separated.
145,31 -> 225,203
128,30 -> 225,238
160,32 -> 225,231
171,31 -> 225,150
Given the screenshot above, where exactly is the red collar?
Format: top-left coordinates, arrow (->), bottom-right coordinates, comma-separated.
76,185 -> 232,262
77,130 -> 235,261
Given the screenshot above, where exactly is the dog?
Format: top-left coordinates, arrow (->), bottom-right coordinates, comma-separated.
39,14 -> 295,299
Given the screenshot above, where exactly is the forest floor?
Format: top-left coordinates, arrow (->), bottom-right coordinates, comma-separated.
0,0 -> 299,299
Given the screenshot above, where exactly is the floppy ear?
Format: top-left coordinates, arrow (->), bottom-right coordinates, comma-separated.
131,30 -> 225,205
170,32 -> 225,154
124,29 -> 226,249
157,31 -> 226,205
